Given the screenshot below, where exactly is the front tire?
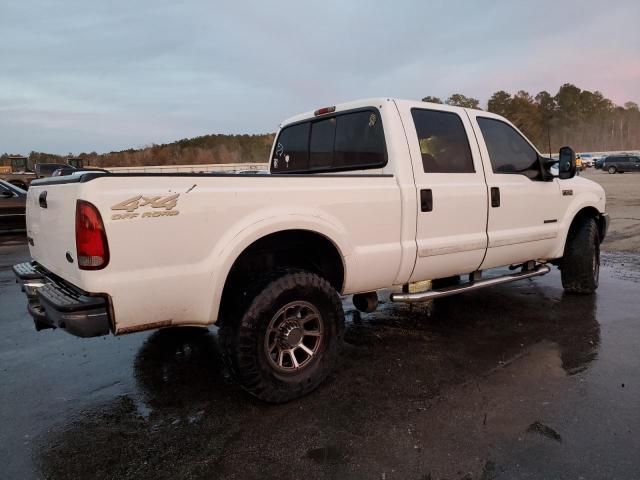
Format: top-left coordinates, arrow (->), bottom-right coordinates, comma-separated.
607,166 -> 617,174
561,218 -> 600,294
219,270 -> 344,402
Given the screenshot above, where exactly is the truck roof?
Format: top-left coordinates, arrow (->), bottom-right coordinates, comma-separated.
279,97 -> 470,128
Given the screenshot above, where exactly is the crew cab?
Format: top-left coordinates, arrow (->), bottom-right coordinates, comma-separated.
14,98 -> 609,402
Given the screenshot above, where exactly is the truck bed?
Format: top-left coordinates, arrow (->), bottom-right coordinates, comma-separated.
26,170 -> 403,333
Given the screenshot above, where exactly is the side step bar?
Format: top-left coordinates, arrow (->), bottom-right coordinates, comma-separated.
391,264 -> 551,303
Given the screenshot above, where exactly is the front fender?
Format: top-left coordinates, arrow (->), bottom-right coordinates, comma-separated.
551,190 -> 606,259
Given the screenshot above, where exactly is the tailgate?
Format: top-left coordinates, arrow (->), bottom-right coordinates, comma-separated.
26,180 -> 82,286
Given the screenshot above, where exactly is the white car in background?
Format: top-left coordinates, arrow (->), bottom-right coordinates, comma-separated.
580,155 -> 594,168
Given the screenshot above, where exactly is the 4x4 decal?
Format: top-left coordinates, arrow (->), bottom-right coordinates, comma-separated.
110,194 -> 180,220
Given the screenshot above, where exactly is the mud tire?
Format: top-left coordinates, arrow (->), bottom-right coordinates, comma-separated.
561,217 -> 600,294
219,270 -> 344,403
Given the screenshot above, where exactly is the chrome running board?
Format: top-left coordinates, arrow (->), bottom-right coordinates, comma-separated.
391,264 -> 551,303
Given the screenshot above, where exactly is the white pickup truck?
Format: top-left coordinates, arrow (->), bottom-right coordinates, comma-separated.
14,98 -> 609,402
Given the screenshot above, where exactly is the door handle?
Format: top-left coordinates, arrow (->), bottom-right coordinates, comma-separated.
420,189 -> 433,212
490,187 -> 500,207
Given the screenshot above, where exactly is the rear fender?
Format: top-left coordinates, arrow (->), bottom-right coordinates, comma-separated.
205,210 -> 353,324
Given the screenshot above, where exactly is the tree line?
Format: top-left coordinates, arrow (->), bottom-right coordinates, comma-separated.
423,84 -> 640,154
1,133 -> 275,168
2,83 -> 638,168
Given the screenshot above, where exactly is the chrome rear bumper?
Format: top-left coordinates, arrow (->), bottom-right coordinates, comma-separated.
13,262 -> 112,337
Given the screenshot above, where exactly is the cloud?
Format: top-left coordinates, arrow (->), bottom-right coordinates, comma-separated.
1,0 -> 638,153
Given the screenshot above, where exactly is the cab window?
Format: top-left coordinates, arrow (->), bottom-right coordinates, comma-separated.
411,109 -> 474,173
271,122 -> 310,172
477,117 -> 541,179
309,118 -> 336,170
271,108 -> 386,173
333,111 -> 386,169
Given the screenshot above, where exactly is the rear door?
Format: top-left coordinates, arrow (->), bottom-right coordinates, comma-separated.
618,157 -> 630,171
468,112 -> 561,269
397,103 -> 489,282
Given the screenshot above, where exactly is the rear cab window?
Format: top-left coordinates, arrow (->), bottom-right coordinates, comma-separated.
271,108 -> 387,173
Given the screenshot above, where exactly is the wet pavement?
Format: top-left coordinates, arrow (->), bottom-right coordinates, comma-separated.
1,232 -> 640,479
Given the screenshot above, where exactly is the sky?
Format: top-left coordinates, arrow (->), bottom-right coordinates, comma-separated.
1,0 -> 639,154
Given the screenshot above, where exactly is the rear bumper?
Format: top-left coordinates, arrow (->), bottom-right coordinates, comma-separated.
13,262 -> 112,338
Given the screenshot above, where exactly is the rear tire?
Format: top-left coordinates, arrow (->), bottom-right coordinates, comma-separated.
561,218 -> 600,294
219,270 -> 344,403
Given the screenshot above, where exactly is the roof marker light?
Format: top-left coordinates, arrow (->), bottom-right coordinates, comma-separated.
314,106 -> 336,116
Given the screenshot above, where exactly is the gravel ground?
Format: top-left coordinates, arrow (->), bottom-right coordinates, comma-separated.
581,168 -> 640,252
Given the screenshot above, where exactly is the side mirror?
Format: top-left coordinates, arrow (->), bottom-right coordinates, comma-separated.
558,146 -> 576,180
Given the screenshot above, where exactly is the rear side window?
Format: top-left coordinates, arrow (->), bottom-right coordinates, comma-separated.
272,108 -> 386,173
411,109 -> 474,173
272,122 -> 310,172
477,117 -> 540,179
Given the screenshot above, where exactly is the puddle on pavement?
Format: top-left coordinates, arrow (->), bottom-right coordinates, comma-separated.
17,265 -> 640,479
305,445 -> 348,465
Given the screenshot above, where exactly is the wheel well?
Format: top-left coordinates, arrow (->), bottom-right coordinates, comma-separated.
219,230 -> 345,321
567,207 -> 605,242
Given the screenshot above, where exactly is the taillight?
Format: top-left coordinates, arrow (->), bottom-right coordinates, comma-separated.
75,200 -> 109,270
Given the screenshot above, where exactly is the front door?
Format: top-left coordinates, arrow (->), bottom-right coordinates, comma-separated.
399,104 -> 489,282
468,112 -> 561,269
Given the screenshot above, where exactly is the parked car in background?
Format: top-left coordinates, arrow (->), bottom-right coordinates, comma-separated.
594,156 -> 607,169
51,166 -> 78,177
51,166 -> 109,177
0,179 -> 27,231
34,163 -> 69,178
603,155 -> 640,174
1,158 -> 94,188
580,155 -> 594,168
